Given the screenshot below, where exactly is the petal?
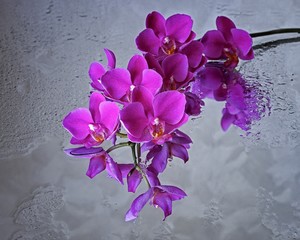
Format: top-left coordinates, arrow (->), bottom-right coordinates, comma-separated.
144,53 -> 164,77
164,113 -> 188,134
70,135 -> 96,147
127,55 -> 148,85
152,193 -> 172,220
150,143 -> 169,173
118,163 -> 134,178
125,188 -> 153,221
153,91 -> 186,125
146,169 -> 161,187
140,69 -> 162,95
170,143 -> 189,162
213,87 -> 228,101
101,68 -> 132,100
146,11 -> 166,37
104,48 -> 116,69
166,14 -> 193,43
99,101 -> 120,136
221,109 -> 236,131
120,102 -> 149,139
201,30 -> 226,59
86,155 -> 106,179
171,130 -> 193,145
198,67 -> 223,90
231,28 -> 253,60
88,62 -> 105,90
64,147 -> 103,158
89,92 -> 105,123
131,86 -> 154,116
106,156 -> 123,184
127,169 -> 142,193
63,108 -> 93,140
180,40 -> 205,68
216,16 -> 236,41
158,185 -> 187,200
136,28 -> 161,55
162,53 -> 188,82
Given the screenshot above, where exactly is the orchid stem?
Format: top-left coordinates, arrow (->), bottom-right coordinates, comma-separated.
116,132 -> 128,138
250,28 -> 300,38
106,141 -> 131,154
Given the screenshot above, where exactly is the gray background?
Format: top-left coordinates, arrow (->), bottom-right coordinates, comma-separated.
0,0 -> 300,239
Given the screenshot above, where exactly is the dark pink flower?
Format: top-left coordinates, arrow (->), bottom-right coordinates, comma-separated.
120,88 -> 188,143
125,185 -> 187,221
201,16 -> 254,68
63,92 -> 120,148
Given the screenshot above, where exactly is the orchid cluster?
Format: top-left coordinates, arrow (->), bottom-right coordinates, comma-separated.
63,12 -> 258,221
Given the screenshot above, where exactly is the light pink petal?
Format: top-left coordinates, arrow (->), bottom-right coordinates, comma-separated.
162,53 -> 188,83
101,68 -> 131,100
140,69 -> 162,95
201,30 -> 226,59
216,16 -> 236,41
89,92 -> 105,123
63,108 -> 93,140
127,169 -> 142,193
136,28 -> 161,55
104,48 -> 116,70
127,55 -> 148,85
86,155 -> 106,179
166,14 -> 193,43
231,28 -> 254,60
120,102 -> 149,139
89,62 -> 105,90
153,91 -> 186,125
125,188 -> 153,221
99,101 -> 120,136
180,40 -> 205,68
146,11 -> 166,37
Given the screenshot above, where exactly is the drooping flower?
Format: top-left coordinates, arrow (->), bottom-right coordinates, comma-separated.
201,16 -> 254,68
125,185 -> 187,221
120,87 -> 188,143
63,92 -> 120,147
101,55 -> 162,102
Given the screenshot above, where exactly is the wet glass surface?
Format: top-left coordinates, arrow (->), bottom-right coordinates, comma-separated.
0,0 -> 300,239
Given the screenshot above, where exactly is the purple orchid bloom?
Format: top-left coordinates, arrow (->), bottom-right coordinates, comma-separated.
120,87 -> 188,143
201,16 -> 254,68
125,185 -> 187,221
184,92 -> 204,116
89,48 -> 116,91
63,92 -> 120,148
64,146 -> 123,183
101,55 -> 162,102
136,11 -> 194,57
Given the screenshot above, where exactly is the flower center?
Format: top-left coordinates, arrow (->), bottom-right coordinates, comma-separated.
162,37 -> 176,55
89,123 -> 107,143
150,118 -> 165,138
224,48 -> 239,68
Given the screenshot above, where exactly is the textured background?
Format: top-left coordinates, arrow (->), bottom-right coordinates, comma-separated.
0,0 -> 300,239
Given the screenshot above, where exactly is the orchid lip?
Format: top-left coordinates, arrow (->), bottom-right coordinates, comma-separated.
162,37 -> 176,55
89,123 -> 107,143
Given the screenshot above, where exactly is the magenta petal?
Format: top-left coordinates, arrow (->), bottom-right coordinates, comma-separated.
171,143 -> 189,162
86,155 -> 106,179
99,101 -> 120,136
231,28 -> 253,60
89,92 -> 105,123
120,102 -> 149,139
158,185 -> 187,200
198,67 -> 223,90
106,156 -> 123,184
119,164 -> 134,178
131,86 -> 154,115
144,53 -> 164,77
216,16 -> 236,41
104,48 -> 116,70
151,143 -> 169,173
89,62 -> 105,90
136,28 -> 161,55
140,69 -> 162,95
164,113 -> 188,134
153,91 -> 186,125
152,194 -> 172,220
180,41 -> 204,68
125,188 -> 153,221
201,30 -> 226,59
165,14 -> 193,43
63,108 -> 93,140
162,53 -> 188,82
65,147 -> 103,158
146,11 -> 166,37
146,169 -> 161,187
127,169 -> 142,193
221,109 -> 236,131
127,55 -> 148,85
101,68 -> 131,100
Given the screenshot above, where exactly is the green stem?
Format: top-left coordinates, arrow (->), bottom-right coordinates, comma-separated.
116,132 -> 128,138
106,141 -> 131,154
250,28 -> 300,38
